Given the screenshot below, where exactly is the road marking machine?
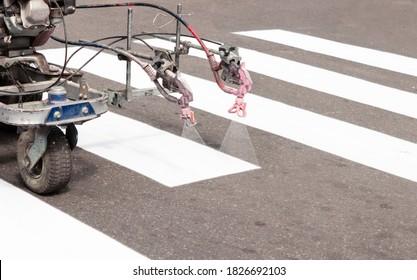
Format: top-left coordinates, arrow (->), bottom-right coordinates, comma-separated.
0,1 -> 252,194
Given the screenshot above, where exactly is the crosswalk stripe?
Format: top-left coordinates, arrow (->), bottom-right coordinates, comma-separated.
235,29 -> 417,77
41,47 -> 417,183
0,179 -> 147,259
142,38 -> 417,120
75,112 -> 258,187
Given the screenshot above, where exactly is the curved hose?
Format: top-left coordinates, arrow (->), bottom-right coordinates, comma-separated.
75,2 -> 238,95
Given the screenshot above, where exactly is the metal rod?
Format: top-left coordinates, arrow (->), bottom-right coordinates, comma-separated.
126,8 -> 133,100
149,33 -> 221,55
174,4 -> 182,67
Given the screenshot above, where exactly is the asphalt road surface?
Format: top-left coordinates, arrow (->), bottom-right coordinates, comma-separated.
2,0 -> 417,260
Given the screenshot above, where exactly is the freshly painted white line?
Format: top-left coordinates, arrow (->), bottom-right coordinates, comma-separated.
184,76 -> 417,183
41,48 -> 417,183
76,111 -> 259,187
141,38 -> 417,120
235,29 -> 417,77
0,179 -> 146,259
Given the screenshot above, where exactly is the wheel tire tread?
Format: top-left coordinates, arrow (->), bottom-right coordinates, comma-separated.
17,127 -> 72,194
42,128 -> 72,193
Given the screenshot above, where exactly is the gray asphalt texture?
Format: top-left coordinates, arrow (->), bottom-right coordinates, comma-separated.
1,0 -> 417,259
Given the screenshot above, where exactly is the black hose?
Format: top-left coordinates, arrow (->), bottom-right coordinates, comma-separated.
52,35 -> 179,104
75,2 -> 212,55
75,2 -> 238,96
76,2 -> 188,26
154,81 -> 178,103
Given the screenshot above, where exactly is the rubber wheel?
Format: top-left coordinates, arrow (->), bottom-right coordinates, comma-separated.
17,127 -> 72,194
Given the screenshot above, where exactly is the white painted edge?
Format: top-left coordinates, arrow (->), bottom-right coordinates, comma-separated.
0,179 -> 147,260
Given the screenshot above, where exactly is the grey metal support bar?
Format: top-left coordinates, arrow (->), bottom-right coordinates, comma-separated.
126,8 -> 133,100
175,4 -> 182,67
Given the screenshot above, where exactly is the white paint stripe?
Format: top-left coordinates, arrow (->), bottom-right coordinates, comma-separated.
0,179 -> 146,259
235,29 -> 417,77
186,76 -> 417,183
76,112 -> 258,187
141,38 -> 417,120
41,48 -> 417,183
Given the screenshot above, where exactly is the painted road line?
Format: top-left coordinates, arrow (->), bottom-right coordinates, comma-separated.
0,179 -> 146,259
187,76 -> 417,183
75,112 -> 258,187
141,38 -> 417,120
41,48 -> 417,183
235,29 -> 417,77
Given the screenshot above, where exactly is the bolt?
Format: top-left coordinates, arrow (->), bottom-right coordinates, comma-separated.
81,107 -> 89,115
67,6 -> 76,14
54,111 -> 61,119
3,35 -> 12,44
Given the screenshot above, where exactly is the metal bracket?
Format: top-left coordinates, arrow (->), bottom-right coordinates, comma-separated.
26,126 -> 49,171
79,78 -> 89,100
0,53 -> 56,74
105,87 -> 162,107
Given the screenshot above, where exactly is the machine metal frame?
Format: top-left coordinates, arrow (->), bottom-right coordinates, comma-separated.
0,1 -> 252,194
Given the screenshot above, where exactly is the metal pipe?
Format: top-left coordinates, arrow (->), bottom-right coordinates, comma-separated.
175,4 -> 182,66
126,8 -> 133,100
